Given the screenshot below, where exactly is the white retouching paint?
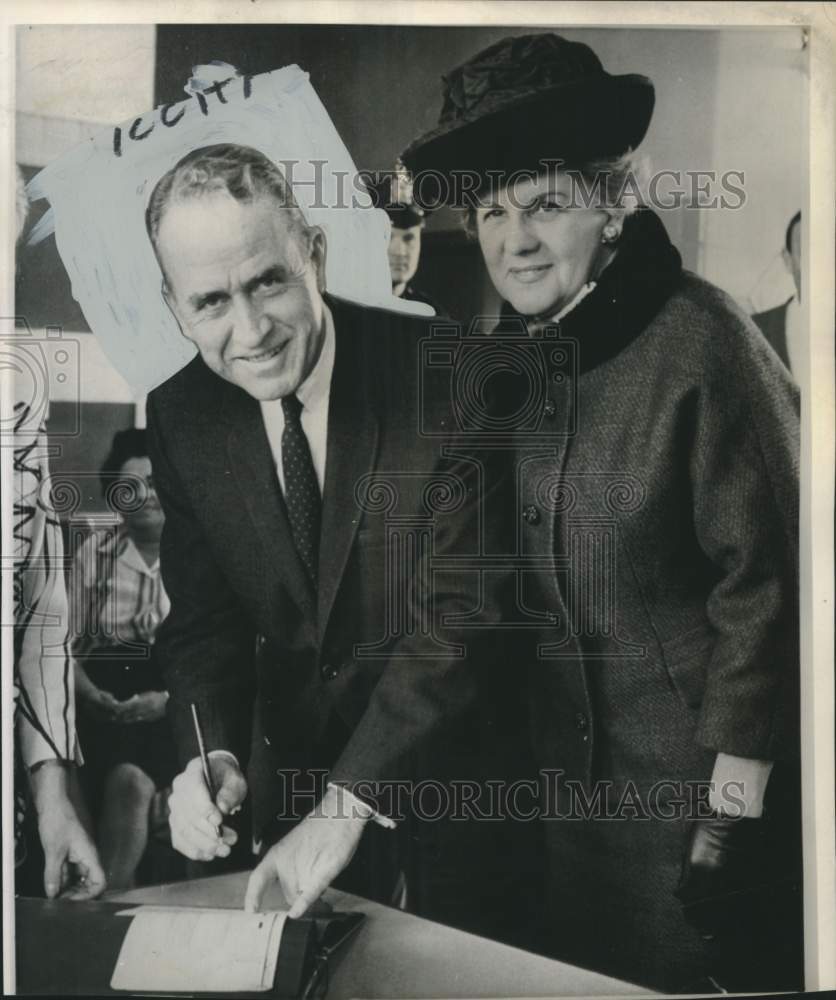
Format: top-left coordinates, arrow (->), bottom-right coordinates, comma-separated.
27,64 -> 429,395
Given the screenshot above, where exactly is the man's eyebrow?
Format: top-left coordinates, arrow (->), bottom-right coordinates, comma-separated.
189,287 -> 228,310
187,265 -> 288,310
243,265 -> 286,295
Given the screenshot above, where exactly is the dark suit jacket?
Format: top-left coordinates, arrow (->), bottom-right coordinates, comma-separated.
752,298 -> 792,370
146,295 -> 510,842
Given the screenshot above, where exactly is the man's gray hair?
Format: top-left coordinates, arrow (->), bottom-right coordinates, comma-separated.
145,143 -> 312,261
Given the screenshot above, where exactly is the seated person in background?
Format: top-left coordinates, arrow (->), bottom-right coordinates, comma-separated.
753,211 -> 802,377
71,428 -> 177,888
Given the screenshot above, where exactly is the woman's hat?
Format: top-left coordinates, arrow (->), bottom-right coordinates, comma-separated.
401,33 -> 654,193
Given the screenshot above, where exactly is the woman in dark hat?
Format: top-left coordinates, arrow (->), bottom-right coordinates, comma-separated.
403,33 -> 802,993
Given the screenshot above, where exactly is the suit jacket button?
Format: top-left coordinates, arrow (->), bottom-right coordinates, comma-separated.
322,664 -> 339,681
522,504 -> 541,525
543,398 -> 557,418
574,712 -> 589,731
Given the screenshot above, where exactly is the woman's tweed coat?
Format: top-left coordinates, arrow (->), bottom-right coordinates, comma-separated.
502,210 -> 800,990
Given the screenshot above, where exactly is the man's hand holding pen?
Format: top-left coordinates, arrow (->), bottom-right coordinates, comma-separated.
168,754 -> 247,861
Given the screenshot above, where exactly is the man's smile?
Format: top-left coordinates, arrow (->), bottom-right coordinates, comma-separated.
236,342 -> 288,364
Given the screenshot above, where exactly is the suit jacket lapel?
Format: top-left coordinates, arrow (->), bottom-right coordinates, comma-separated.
221,381 -> 317,619
317,300 -> 380,643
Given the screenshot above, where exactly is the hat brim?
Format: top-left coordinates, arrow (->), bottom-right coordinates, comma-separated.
385,204 -> 428,228
402,73 -> 654,201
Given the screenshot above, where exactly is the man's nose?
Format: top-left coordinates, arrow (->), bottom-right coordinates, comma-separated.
504,213 -> 539,255
233,297 -> 272,346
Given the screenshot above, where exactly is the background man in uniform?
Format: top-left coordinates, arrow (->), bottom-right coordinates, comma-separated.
371,170 -> 446,314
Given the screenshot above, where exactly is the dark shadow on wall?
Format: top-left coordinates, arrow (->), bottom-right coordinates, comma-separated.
47,401 -> 136,517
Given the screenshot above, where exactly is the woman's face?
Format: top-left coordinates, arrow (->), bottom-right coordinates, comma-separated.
475,171 -> 610,318
119,455 -> 164,536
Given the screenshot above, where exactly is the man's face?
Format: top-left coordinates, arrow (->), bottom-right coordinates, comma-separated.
157,191 -> 327,401
387,224 -> 422,288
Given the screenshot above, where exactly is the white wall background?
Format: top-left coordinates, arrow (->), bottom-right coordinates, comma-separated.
699,28 -> 806,310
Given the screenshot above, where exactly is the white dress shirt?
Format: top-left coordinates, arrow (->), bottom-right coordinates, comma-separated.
260,304 -> 335,495
784,294 -> 804,382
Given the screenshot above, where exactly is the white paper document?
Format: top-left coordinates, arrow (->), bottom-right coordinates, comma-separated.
111,906 -> 287,993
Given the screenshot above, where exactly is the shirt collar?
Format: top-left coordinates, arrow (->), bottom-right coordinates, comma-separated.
295,302 -> 335,412
549,281 -> 597,324
118,535 -> 160,576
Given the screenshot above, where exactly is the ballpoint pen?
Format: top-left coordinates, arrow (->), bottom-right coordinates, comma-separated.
191,702 -> 221,836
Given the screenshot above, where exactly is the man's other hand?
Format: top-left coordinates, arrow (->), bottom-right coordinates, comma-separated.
169,754 -> 247,861
30,761 -> 106,900
244,785 -> 367,917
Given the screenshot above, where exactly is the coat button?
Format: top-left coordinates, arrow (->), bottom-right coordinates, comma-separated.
322,663 -> 339,681
574,712 -> 589,731
543,398 -> 557,418
522,504 -> 541,525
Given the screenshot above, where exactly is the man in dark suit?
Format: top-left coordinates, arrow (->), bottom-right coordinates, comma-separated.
752,211 -> 801,376
144,143 -> 515,920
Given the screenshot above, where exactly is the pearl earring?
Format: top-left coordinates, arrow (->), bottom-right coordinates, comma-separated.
601,225 -> 619,244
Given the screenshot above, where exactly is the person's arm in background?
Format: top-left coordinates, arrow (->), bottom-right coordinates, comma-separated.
145,393 -> 255,863
14,417 -> 105,899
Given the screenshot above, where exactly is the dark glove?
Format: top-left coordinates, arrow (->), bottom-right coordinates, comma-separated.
675,811 -> 803,993
675,811 -> 770,939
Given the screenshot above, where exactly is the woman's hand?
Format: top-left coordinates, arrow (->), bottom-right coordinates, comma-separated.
74,662 -> 122,721
118,690 -> 169,724
80,685 -> 123,722
29,761 -> 107,900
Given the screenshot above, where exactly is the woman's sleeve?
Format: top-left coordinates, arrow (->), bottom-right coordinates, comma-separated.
14,428 -> 78,768
690,331 -> 800,760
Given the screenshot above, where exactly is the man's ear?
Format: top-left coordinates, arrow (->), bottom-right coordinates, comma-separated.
308,226 -> 327,294
161,281 -> 181,326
